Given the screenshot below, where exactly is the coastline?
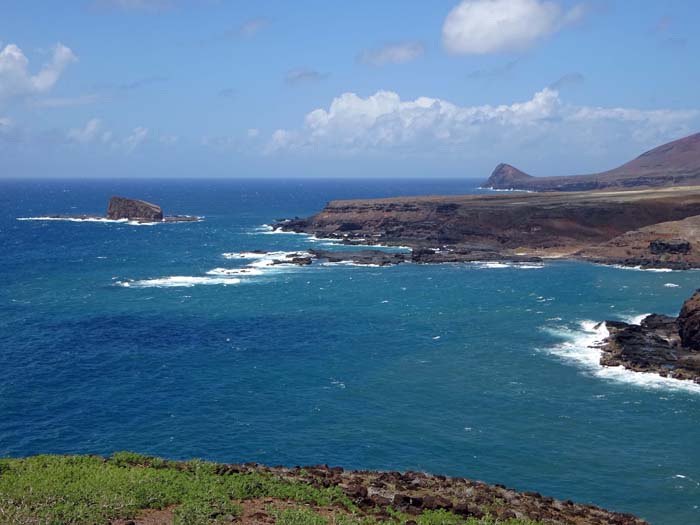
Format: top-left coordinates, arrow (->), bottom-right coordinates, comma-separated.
0,453 -> 649,525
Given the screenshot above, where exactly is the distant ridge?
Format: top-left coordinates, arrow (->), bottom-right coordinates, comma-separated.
484,132 -> 700,192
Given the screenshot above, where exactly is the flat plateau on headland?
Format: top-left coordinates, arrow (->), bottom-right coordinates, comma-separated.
0,453 -> 648,525
277,185 -> 700,270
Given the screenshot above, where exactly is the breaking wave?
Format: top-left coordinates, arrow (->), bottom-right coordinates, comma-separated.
541,317 -> 700,394
117,276 -> 241,288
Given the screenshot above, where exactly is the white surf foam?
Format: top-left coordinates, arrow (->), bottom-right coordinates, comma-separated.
478,187 -> 534,193
222,251 -> 273,260
664,283 -> 680,288
16,216 -> 186,226
472,261 -> 545,270
206,267 -> 265,276
597,263 -> 676,273
320,261 -> 384,268
117,276 -> 241,288
542,317 -> 700,394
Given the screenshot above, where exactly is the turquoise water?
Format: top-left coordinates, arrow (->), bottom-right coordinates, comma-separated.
1,179 -> 699,525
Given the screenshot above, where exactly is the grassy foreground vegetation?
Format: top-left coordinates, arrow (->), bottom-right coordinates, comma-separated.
0,453 -> 544,525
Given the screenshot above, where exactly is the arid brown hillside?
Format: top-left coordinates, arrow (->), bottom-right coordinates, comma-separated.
484,133 -> 700,192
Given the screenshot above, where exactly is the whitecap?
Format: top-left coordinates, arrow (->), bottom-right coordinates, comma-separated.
222,251 -> 273,260
16,216 -> 196,227
206,267 -> 265,276
117,276 -> 241,288
596,263 -> 676,273
664,283 -> 680,288
472,261 -> 545,270
541,319 -> 700,394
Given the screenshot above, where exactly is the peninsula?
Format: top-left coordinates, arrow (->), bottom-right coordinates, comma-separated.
483,132 -> 700,192
276,185 -> 700,269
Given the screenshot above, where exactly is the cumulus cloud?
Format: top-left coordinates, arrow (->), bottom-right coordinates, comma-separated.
442,0 -> 585,55
359,42 -> 425,66
267,88 -> 700,157
0,43 -> 77,104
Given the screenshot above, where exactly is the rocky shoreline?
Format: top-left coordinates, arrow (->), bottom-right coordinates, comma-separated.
0,453 -> 649,525
273,186 -> 700,270
596,291 -> 700,383
224,462 -> 649,525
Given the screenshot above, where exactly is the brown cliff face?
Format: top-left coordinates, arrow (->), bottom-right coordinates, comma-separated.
483,132 -> 700,192
678,290 -> 700,350
106,196 -> 163,222
280,186 -> 700,257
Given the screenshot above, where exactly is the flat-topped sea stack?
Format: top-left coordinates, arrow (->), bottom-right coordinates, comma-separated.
277,185 -> 700,268
484,132 -> 700,192
598,291 -> 700,382
107,196 -> 163,222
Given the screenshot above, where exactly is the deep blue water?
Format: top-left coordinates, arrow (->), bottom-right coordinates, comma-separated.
1,178 -> 699,525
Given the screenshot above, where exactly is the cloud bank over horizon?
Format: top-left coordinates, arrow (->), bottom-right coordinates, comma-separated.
267,88 -> 700,163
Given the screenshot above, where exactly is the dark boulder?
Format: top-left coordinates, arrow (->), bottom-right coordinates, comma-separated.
107,196 -> 163,222
649,239 -> 691,255
678,290 -> 700,350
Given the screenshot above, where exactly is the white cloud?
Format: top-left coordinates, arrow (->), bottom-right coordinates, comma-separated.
267,88 -> 700,157
247,128 -> 260,138
442,0 -> 585,55
0,43 -> 77,104
67,119 -> 152,151
67,118 -> 104,143
359,42 -> 425,66
124,126 -> 149,152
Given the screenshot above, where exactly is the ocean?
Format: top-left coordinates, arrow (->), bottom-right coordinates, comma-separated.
1,178 -> 699,525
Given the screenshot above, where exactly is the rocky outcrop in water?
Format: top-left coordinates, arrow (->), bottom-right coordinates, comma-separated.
41,196 -> 200,224
598,291 -> 700,382
678,291 -> 700,350
107,196 -> 163,221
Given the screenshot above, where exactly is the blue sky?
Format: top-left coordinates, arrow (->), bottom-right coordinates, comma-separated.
1,0 -> 699,178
